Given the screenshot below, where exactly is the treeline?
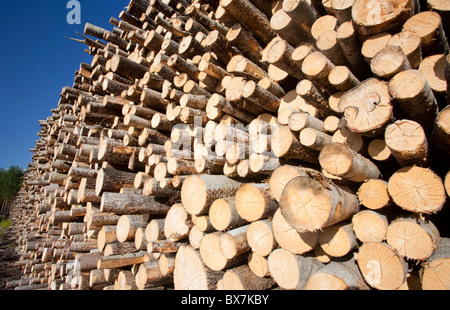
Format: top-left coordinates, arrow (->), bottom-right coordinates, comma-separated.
0,166 -> 25,215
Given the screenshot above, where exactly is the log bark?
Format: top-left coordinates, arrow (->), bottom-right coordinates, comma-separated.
222,264 -> 276,290
181,174 -> 242,215
100,192 -> 171,215
305,258 -> 369,290
420,237 -> 450,290
389,69 -> 438,133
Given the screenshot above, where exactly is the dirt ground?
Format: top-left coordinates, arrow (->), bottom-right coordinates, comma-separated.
0,224 -> 21,290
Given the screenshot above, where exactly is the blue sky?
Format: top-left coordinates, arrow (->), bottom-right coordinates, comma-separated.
0,0 -> 127,169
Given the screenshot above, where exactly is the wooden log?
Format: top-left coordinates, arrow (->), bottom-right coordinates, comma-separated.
301,51 -> 336,94
388,165 -> 446,214
352,210 -> 389,243
110,54 -> 149,80
97,251 -> 149,269
271,125 -> 319,164
419,54 -> 447,98
319,142 -> 381,182
356,242 -> 408,290
267,248 -> 324,290
318,222 -> 358,258
351,0 -> 415,40
246,219 -> 277,257
338,78 -> 393,137
384,120 -> 429,167
357,179 -> 391,210
181,174 -> 242,215
116,214 -> 149,243
280,173 -> 359,232
317,30 -> 349,67
361,32 -> 393,64
269,165 -> 320,203
221,264 -> 276,290
272,208 -> 318,255
402,11 -> 449,56
388,30 -> 422,69
370,46 -> 411,80
209,197 -> 248,231
135,260 -> 173,289
219,0 -> 276,44
420,237 -> 450,290
389,69 -> 438,133
336,21 -> 370,79
281,0 -> 317,40
305,258 -> 369,290
173,245 -> 224,290
431,105 -> 450,153
234,183 -> 278,223
386,217 -> 440,261
198,232 -> 245,271
163,203 -> 193,242
95,167 -> 136,196
100,192 -> 171,215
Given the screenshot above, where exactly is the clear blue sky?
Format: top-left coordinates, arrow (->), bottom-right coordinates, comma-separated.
0,0 -> 127,169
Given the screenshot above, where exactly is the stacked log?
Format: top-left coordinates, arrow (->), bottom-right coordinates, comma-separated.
5,0 -> 450,291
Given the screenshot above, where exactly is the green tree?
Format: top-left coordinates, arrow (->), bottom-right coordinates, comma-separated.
0,165 -> 25,214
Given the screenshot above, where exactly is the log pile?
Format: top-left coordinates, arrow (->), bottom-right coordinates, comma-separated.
5,0 -> 450,290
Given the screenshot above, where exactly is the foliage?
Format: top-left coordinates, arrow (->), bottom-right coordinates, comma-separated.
0,166 -> 25,203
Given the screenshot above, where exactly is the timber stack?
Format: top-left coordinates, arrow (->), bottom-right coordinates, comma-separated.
5,0 -> 450,290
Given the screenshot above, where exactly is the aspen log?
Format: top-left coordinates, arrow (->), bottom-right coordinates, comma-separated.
319,142 -> 381,182
384,120 -> 429,167
420,237 -> 450,290
235,183 -> 278,222
267,248 -> 324,290
305,258 -> 369,290
356,242 -> 408,290
387,165 -> 446,214
279,174 -> 359,232
389,70 -> 438,133
352,210 -> 389,243
338,78 -> 393,137
222,264 -> 276,290
174,245 -> 224,290
357,179 -> 391,210
100,192 -> 171,215
386,217 -> 440,261
181,174 -> 242,215
351,0 -> 415,40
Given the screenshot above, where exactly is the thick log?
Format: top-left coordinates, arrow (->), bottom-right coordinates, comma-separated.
268,248 -> 324,290
279,173 -> 359,232
222,264 -> 276,290
351,0 -> 415,40
356,242 -> 408,290
386,216 -> 440,261
174,245 -> 224,290
388,165 -> 446,214
420,237 -> 450,290
235,183 -> 277,223
338,78 -> 393,137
